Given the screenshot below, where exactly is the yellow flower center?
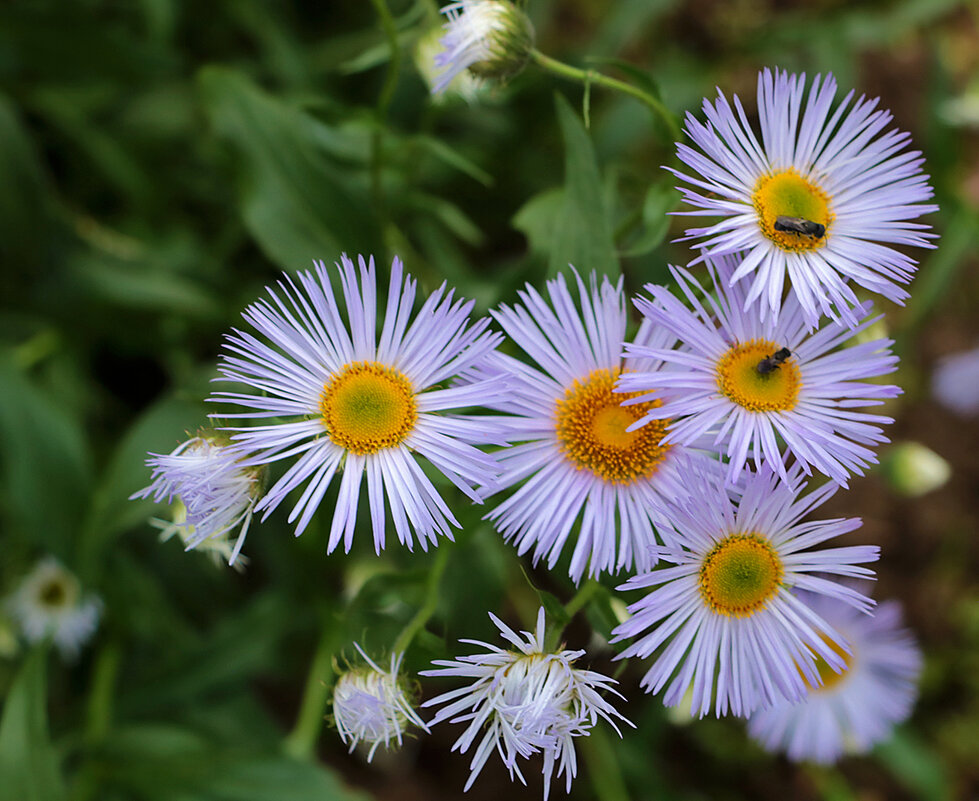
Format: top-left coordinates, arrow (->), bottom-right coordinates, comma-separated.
699,534 -> 784,617
803,635 -> 854,692
716,339 -> 801,412
38,579 -> 71,609
555,368 -> 671,484
753,169 -> 833,252
319,361 -> 418,455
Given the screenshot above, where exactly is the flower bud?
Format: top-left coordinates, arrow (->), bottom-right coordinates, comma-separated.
433,1 -> 535,94
881,441 -> 951,497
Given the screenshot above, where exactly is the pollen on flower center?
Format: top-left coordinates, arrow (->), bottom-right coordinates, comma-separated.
803,635 -> 854,692
555,368 -> 670,484
753,169 -> 833,252
716,339 -> 801,412
699,534 -> 784,617
39,580 -> 70,608
319,361 -> 418,455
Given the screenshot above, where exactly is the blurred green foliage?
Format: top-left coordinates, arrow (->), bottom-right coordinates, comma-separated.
1,0 -> 978,799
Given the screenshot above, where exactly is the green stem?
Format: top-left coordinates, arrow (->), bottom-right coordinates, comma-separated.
370,0 -> 400,116
564,578 -> 601,620
531,49 -> 681,141
84,640 -> 121,743
392,545 -> 451,654
282,613 -> 339,761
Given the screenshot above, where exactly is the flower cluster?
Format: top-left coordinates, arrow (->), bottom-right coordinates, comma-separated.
127,66 -> 932,793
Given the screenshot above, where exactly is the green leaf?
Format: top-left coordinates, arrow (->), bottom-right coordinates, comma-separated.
0,357 -> 92,555
513,188 -> 564,259
875,730 -> 952,801
92,725 -> 368,801
198,67 -> 379,271
0,648 -> 67,801
549,94 -> 619,279
620,181 -> 679,257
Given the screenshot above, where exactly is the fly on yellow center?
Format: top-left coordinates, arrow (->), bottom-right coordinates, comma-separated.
802,634 -> 854,692
555,368 -> 670,484
699,534 -> 784,617
319,361 -> 418,455
716,339 -> 801,412
753,169 -> 833,251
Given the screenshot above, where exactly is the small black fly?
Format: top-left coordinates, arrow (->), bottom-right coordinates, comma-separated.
773,216 -> 826,239
757,347 -> 792,375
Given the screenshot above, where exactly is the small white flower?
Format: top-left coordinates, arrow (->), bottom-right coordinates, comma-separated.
422,607 -> 631,800
333,644 -> 428,762
152,502 -> 250,571
7,558 -> 101,660
132,432 -> 263,566
932,345 -> 979,417
433,1 -> 535,94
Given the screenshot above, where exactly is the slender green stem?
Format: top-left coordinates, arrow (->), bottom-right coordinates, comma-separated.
392,545 -> 451,654
370,0 -> 401,116
531,49 -> 682,141
282,613 -> 339,761
564,578 -> 601,620
84,639 -> 120,743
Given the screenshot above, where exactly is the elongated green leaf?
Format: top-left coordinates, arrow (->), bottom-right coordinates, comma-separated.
876,731 -> 952,801
0,648 -> 67,801
92,725 -> 368,801
549,94 -> 619,279
620,181 -> 680,257
0,358 -> 91,554
198,67 -> 379,271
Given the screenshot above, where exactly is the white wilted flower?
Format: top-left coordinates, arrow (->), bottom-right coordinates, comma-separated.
333,644 -> 429,762
433,1 -> 535,94
7,558 -> 102,660
415,26 -> 483,102
422,607 -> 631,799
132,430 -> 264,567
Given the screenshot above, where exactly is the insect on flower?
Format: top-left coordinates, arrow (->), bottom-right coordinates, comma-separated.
756,346 -> 792,375
773,216 -> 826,239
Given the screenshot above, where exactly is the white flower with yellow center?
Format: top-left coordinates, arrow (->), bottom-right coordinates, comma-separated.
422,607 -> 630,800
333,644 -> 428,762
618,255 -> 900,487
611,463 -> 879,718
132,432 -> 263,566
211,254 -> 505,552
673,67 -> 937,328
7,558 -> 101,660
478,271 -> 720,582
747,592 -> 922,763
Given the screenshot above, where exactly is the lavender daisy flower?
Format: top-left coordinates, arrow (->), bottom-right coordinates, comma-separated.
422,607 -> 630,800
618,255 -> 900,486
611,462 -> 879,718
433,1 -> 534,94
132,431 -> 263,566
481,271 -> 719,582
7,558 -> 101,661
333,644 -> 428,762
932,344 -> 979,417
210,254 -> 505,553
673,67 -> 937,327
747,592 -> 922,763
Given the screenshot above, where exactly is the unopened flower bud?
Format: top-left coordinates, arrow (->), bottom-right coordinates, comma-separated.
881,441 -> 951,497
433,1 -> 535,94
